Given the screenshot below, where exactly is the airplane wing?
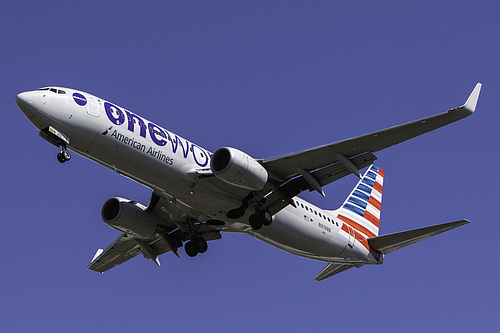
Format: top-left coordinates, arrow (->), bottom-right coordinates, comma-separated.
87,233 -> 143,273
263,83 -> 481,182
258,84 -> 481,215
86,231 -> 182,273
87,192 -> 222,273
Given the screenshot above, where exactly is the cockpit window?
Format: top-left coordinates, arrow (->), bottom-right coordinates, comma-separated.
37,87 -> 66,94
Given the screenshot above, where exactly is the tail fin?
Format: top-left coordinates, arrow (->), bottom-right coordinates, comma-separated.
335,165 -> 384,238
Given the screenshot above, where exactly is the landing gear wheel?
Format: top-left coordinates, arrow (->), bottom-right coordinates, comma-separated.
57,152 -> 66,163
259,210 -> 273,226
193,237 -> 208,254
57,150 -> 71,163
62,150 -> 71,161
249,215 -> 262,230
184,241 -> 198,257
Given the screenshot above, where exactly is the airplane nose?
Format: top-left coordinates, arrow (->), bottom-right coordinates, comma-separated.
16,92 -> 34,109
16,91 -> 42,120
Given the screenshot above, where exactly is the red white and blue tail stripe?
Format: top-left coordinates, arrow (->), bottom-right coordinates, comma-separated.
336,165 -> 384,238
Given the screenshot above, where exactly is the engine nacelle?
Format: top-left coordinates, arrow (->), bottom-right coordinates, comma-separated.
210,147 -> 268,191
101,197 -> 157,239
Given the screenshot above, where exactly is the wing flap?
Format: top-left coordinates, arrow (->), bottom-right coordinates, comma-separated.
368,219 -> 470,255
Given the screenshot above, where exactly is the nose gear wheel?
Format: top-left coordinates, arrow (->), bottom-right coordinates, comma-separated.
57,149 -> 71,163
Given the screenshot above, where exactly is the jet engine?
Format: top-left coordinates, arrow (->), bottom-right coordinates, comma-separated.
101,197 -> 157,239
210,147 -> 268,191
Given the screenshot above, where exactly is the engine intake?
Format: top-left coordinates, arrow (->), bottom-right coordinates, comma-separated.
210,147 -> 268,191
101,197 -> 157,239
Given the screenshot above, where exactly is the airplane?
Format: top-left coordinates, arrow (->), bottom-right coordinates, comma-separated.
16,83 -> 481,280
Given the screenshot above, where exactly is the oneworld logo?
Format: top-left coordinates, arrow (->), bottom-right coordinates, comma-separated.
103,101 -> 212,167
73,93 -> 87,106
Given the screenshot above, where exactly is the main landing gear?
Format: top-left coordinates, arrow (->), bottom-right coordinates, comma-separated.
57,149 -> 71,163
227,195 -> 274,231
249,209 -> 273,230
184,237 -> 208,257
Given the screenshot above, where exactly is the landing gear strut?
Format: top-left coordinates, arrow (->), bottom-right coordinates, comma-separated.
249,210 -> 273,230
57,149 -> 71,163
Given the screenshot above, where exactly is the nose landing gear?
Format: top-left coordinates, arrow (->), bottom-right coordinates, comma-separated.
38,126 -> 72,164
57,149 -> 71,163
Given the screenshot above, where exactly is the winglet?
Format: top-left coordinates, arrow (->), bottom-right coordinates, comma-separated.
91,249 -> 104,263
452,83 -> 482,116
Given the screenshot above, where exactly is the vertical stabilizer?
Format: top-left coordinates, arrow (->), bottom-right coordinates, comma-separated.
335,165 -> 384,238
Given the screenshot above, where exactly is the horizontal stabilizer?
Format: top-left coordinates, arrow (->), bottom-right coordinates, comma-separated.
368,219 -> 470,255
315,263 -> 355,281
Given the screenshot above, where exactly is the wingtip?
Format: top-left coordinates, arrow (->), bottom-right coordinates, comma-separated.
91,249 -> 104,263
454,82 -> 482,116
463,82 -> 482,113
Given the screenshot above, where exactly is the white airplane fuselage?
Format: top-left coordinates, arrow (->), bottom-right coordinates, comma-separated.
17,87 -> 380,267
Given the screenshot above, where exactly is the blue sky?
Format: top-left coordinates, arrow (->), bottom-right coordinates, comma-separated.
1,1 -> 497,332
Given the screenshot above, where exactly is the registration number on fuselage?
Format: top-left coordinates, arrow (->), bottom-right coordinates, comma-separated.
318,222 -> 331,233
